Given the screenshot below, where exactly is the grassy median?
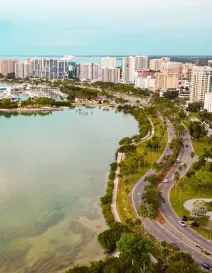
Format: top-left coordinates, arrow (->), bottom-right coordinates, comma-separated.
117,116 -> 168,224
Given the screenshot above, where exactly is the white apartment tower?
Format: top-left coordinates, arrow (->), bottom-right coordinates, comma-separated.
122,57 -> 136,83
101,68 -> 120,83
190,66 -> 212,103
135,56 -> 148,70
100,57 -> 116,68
15,63 -> 24,78
79,63 -> 101,81
204,93 -> 212,112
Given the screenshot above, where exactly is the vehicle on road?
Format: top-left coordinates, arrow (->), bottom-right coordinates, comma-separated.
163,179 -> 168,183
202,262 -> 212,270
176,158 -> 180,163
186,144 -> 189,147
178,220 -> 186,227
172,242 -> 180,250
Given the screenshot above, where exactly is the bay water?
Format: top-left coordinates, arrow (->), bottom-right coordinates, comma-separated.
0,107 -> 138,273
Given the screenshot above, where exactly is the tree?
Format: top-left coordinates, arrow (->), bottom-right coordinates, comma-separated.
191,200 -> 207,222
188,121 -> 207,141
190,151 -> 195,159
187,102 -> 203,112
144,174 -> 161,186
66,266 -> 89,273
117,233 -> 149,254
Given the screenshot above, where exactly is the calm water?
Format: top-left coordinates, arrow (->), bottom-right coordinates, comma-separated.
0,107 -> 138,273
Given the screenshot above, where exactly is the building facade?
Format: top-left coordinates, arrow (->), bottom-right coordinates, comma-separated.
155,73 -> 179,90
135,56 -> 148,70
149,59 -> 162,71
100,57 -> 116,68
190,66 -> 212,103
30,58 -> 69,79
204,93 -> 212,112
135,76 -> 155,89
160,62 -> 183,76
79,63 -> 101,81
101,68 -> 120,83
0,59 -> 19,76
122,56 -> 136,83
15,63 -> 24,78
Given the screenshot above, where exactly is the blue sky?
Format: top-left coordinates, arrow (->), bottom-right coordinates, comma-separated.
0,0 -> 212,55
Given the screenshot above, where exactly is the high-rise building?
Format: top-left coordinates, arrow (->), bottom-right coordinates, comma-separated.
155,73 -> 179,90
160,62 -> 183,76
204,93 -> 212,112
149,59 -> 162,71
101,68 -> 120,83
100,57 -> 116,68
135,56 -> 148,70
190,66 -> 212,103
24,62 -> 31,78
79,63 -> 101,81
122,56 -> 136,83
0,59 -> 18,76
15,63 -> 24,78
30,58 -> 69,79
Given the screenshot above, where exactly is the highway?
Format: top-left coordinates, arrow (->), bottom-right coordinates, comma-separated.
132,120 -> 212,266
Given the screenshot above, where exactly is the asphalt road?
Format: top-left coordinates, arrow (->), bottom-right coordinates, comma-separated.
132,121 -> 212,266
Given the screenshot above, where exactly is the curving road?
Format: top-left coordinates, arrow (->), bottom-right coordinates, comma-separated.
132,120 -> 212,265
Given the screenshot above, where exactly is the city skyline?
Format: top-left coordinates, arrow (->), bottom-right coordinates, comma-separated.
0,0 -> 212,56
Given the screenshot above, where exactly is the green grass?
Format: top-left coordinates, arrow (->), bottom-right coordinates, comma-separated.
192,136 -> 212,156
117,116 -> 168,224
206,201 -> 212,211
170,168 -> 212,239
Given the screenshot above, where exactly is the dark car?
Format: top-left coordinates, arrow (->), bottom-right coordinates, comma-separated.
186,144 -> 189,147
202,262 -> 212,270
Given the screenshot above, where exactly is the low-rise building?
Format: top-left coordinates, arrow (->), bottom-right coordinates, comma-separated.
135,76 -> 155,90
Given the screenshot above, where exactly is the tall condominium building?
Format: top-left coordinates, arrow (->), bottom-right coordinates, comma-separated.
190,66 -> 212,103
30,58 -> 69,79
135,56 -> 148,70
155,73 -> 179,90
122,56 -> 136,83
101,68 -> 120,83
204,93 -> 212,112
79,63 -> 101,81
100,57 -> 116,68
149,59 -> 162,71
0,59 -> 19,76
15,63 -> 24,78
160,62 -> 183,76
24,62 -> 31,78
15,61 -> 32,78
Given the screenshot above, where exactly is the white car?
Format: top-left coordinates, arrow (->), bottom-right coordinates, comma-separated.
163,179 -> 168,183
176,158 -> 180,163
178,221 -> 186,227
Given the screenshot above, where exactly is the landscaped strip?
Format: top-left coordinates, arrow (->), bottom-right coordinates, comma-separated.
116,116 -> 168,224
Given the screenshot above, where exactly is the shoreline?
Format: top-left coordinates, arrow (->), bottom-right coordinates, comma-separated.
0,107 -> 67,112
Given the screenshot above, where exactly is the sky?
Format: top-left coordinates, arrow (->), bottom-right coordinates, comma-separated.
0,0 -> 212,56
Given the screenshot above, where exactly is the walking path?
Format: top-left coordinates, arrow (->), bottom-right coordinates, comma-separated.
184,199 -> 212,220
111,117 -> 154,222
